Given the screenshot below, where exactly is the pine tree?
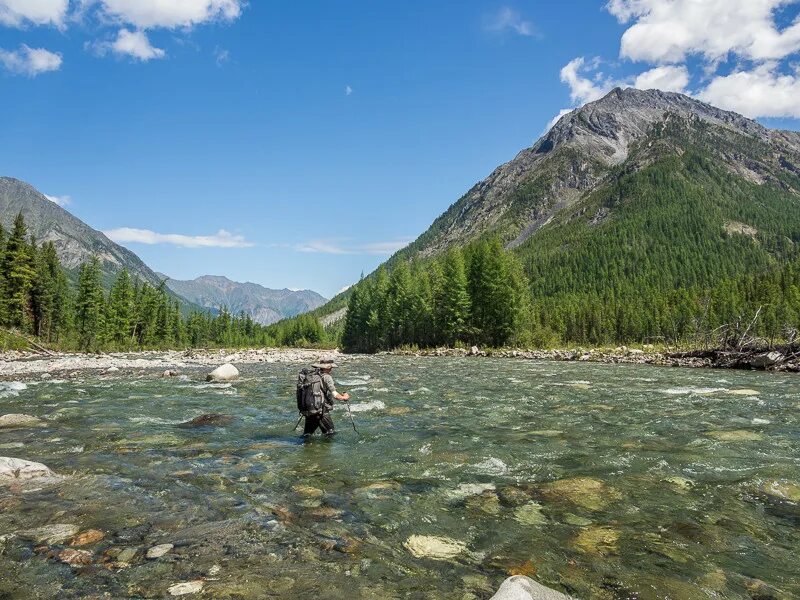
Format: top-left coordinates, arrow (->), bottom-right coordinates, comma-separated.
75,256 -> 105,351
439,247 -> 471,345
104,269 -> 135,348
1,213 -> 36,332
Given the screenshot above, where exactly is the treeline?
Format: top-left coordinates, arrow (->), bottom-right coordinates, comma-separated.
341,238 -> 531,352
0,213 -> 279,351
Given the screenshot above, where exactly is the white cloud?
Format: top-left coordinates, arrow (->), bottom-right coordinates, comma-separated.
0,0 -> 68,28
560,57 -> 613,104
345,84 -> 353,96
336,284 -> 352,295
699,62 -> 800,118
544,108 -> 575,133
294,239 -> 411,255
633,65 -> 689,93
0,45 -> 62,76
98,28 -> 165,61
98,0 -> 243,29
45,193 -> 71,206
485,7 -> 535,37
214,46 -> 229,66
607,0 -> 800,64
104,227 -> 254,248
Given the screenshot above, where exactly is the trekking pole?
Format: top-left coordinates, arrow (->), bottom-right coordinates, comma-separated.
292,415 -> 304,432
345,401 -> 358,434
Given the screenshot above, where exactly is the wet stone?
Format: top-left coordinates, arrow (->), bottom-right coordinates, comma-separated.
146,543 -> 174,559
69,529 -> 105,546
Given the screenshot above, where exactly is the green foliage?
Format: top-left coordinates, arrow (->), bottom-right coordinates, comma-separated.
1,213 -> 36,330
340,238 -> 528,352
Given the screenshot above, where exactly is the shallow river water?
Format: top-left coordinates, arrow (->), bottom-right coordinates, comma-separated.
1,357 -> 799,599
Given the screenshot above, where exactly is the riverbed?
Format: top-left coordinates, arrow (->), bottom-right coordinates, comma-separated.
1,356 -> 798,598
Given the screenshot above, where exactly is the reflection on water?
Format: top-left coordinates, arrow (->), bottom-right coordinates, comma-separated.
1,357 -> 799,599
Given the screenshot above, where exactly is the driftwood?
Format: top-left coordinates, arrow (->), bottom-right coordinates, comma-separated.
669,344 -> 800,370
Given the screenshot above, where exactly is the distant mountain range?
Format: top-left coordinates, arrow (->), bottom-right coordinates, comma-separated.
0,176 -> 326,324
161,275 -> 327,325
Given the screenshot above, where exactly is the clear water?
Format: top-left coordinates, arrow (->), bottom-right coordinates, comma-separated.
1,357 -> 799,599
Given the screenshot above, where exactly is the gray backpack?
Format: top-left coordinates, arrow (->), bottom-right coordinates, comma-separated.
297,368 -> 325,416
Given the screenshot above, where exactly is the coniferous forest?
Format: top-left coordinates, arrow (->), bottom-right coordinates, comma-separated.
0,212 -> 325,351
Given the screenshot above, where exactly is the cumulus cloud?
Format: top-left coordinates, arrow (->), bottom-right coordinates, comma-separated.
553,1 -> 800,121
699,62 -> 800,118
104,227 -> 254,248
294,239 -> 411,255
607,0 -> 800,64
0,45 -> 62,76
485,7 -> 535,37
45,194 -> 71,206
95,28 -> 165,61
97,0 -> 243,29
0,0 -> 68,28
633,65 -> 689,93
560,57 -> 612,104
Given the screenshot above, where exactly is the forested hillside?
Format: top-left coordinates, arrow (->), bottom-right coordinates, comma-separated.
302,88 -> 800,352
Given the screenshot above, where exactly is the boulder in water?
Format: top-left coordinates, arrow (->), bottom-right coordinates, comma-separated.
0,414 -> 44,428
0,457 -> 60,483
146,543 -> 174,559
168,580 -> 204,596
56,548 -> 93,567
18,524 -> 80,544
69,529 -> 105,546
206,363 -> 239,382
540,477 -> 620,511
403,534 -> 467,560
177,414 -> 233,428
490,576 -> 573,600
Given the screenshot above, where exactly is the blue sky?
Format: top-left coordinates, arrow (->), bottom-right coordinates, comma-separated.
2,1 -> 800,298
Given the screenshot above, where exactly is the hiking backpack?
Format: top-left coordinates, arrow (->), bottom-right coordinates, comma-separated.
296,368 -> 325,416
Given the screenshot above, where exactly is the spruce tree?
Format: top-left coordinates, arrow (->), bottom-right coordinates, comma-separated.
2,213 -> 36,332
104,269 -> 135,348
439,248 -> 471,345
75,256 -> 105,351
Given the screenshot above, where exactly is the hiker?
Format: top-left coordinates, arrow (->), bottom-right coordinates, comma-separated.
297,358 -> 350,436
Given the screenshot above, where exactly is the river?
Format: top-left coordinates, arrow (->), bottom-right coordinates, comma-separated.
0,356 -> 798,599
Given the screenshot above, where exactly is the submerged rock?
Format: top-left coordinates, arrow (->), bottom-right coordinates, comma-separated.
177,414 -> 233,428
541,477 -> 620,511
56,548 -> 93,567
403,535 -> 467,560
0,414 -> 44,428
490,576 -> 573,599
707,430 -> 763,442
206,363 -> 239,382
0,457 -> 60,484
146,543 -> 174,559
168,580 -> 205,596
514,503 -> 547,526
69,529 -> 105,546
760,480 -> 800,502
18,524 -> 80,544
573,526 -> 619,556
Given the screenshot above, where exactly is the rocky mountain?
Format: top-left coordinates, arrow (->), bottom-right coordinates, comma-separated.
317,87 -> 800,326
0,177 -> 164,287
162,275 -> 327,325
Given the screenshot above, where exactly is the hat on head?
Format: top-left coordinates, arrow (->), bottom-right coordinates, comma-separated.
312,356 -> 338,369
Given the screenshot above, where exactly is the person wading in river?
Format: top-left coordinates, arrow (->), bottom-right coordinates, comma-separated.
297,358 -> 350,436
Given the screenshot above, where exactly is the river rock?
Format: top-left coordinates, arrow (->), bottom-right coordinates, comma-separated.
541,477 -> 620,511
168,580 -> 205,596
206,363 -> 239,382
57,548 -> 93,567
574,526 -> 619,556
146,543 -> 174,559
0,414 -> 44,428
747,351 -> 783,369
761,480 -> 800,502
19,524 -> 80,544
69,529 -> 105,546
514,502 -> 547,526
177,413 -> 233,428
403,535 -> 467,560
490,576 -> 573,600
0,457 -> 60,483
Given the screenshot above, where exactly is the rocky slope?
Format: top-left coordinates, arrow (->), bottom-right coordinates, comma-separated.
162,275 -> 326,325
315,87 -> 800,323
0,177 -> 164,287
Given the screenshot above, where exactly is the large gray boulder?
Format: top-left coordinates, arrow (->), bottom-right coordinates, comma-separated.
0,414 -> 44,428
0,457 -> 60,483
491,576 -> 574,600
206,363 -> 239,382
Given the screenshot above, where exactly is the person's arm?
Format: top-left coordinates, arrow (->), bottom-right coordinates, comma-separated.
322,373 -> 350,402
